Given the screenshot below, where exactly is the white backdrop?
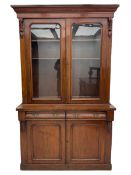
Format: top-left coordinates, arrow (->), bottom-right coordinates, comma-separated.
0,0 -> 131,174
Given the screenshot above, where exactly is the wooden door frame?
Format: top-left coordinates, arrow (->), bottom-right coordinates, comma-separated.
66,18 -> 110,104
24,19 -> 66,104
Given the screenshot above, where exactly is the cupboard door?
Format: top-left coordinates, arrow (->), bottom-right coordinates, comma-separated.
27,117 -> 65,164
24,19 -> 66,103
66,19 -> 109,103
66,113 -> 106,164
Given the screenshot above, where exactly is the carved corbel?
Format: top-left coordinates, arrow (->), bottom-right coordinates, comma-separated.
107,110 -> 114,121
18,111 -> 25,121
108,17 -> 112,38
19,18 -> 24,38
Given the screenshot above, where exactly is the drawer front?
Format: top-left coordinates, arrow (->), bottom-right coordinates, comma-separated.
26,112 -> 65,119
66,112 -> 106,120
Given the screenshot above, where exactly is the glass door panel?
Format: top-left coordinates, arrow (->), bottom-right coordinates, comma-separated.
31,24 -> 61,99
72,24 -> 101,98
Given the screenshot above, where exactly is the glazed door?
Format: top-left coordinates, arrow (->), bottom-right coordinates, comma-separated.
66,18 -> 109,103
24,19 -> 66,103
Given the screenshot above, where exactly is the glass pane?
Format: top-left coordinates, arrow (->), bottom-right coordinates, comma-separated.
72,24 -> 101,98
31,24 -> 61,98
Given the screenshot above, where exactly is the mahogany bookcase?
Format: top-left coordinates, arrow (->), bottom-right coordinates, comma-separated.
12,4 -> 119,170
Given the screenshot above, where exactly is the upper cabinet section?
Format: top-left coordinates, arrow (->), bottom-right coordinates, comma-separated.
12,5 -> 119,104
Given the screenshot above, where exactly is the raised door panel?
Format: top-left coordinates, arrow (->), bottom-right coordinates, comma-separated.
66,113 -> 106,164
27,119 -> 65,164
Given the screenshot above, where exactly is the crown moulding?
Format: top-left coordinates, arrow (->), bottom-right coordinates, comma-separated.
11,4 -> 119,15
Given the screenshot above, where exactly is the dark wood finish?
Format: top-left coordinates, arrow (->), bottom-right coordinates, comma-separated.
66,120 -> 106,164
11,4 -> 119,12
11,4 -> 119,19
27,120 -> 65,164
17,103 -> 116,112
19,20 -> 27,103
12,4 -> 119,170
21,163 -> 111,170
66,112 -> 112,166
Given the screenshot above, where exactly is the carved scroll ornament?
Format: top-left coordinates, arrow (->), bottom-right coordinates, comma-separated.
108,17 -> 112,38
19,18 -> 24,38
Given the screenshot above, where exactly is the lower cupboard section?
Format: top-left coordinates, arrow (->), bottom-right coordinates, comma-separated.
20,112 -> 112,170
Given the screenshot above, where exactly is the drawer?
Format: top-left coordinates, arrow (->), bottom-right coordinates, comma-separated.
66,112 -> 106,120
26,112 -> 65,119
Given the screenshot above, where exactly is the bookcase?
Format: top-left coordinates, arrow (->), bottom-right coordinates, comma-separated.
12,4 -> 119,170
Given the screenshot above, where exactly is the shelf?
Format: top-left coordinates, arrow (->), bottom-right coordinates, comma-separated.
72,58 -> 100,60
32,57 -> 100,60
32,58 -> 59,60
32,39 -> 59,42
31,39 -> 60,42
32,39 -> 100,42
72,39 -> 100,42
